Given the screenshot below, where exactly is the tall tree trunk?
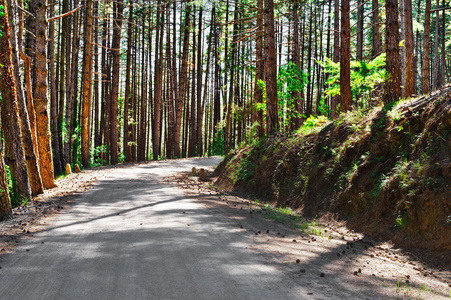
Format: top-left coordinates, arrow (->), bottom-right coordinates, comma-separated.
123,0 -> 133,162
432,0 -> 440,91
422,0 -> 432,94
81,0 -> 93,168
152,2 -> 164,160
265,0 -> 278,135
356,0 -> 364,62
404,0 -> 415,97
372,0 -> 382,58
0,0 -> 32,200
8,0 -> 43,195
384,0 -> 401,103
34,0 -> 56,188
48,5 -> 63,175
340,0 -> 352,111
64,2 -> 80,165
331,0 -> 340,118
292,4 -> 302,129
255,0 -> 264,135
400,0 -> 406,98
110,0 -> 123,165
196,7 -> 203,156
174,4 -> 191,158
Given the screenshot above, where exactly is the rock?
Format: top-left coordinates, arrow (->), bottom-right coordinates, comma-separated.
199,168 -> 207,181
65,164 -> 72,175
74,164 -> 81,173
191,167 -> 197,176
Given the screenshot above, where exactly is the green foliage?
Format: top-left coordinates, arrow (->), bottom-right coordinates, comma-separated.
295,115 -> 330,136
277,62 -> 308,128
208,128 -> 225,156
5,165 -> 27,207
395,214 -> 407,229
90,145 -> 108,167
322,54 -> 386,106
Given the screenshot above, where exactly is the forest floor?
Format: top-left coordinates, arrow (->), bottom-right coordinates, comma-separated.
0,158 -> 449,299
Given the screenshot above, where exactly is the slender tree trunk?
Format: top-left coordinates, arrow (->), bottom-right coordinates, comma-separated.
110,0 -> 123,165
8,0 -> 43,195
152,2 -> 164,160
422,0 -> 432,94
404,0 -> 415,97
196,7 -> 203,156
255,0 -> 264,135
265,0 -> 278,135
81,0 -> 93,168
0,0 -> 32,201
48,5 -> 63,175
356,0 -> 364,62
331,0 -> 340,118
34,0 -> 56,188
123,0 -> 133,162
432,0 -> 440,91
174,4 -> 191,158
372,0 -> 382,58
340,0 -> 352,111
385,0 -> 401,103
292,4 -> 302,129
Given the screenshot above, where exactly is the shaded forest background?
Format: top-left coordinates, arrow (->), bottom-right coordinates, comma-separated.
0,0 -> 450,217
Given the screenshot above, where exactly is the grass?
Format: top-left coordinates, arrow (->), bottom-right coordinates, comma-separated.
253,201 -> 328,237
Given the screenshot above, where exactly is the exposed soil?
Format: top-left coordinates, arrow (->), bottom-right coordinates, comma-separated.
214,86 -> 451,255
172,169 -> 451,299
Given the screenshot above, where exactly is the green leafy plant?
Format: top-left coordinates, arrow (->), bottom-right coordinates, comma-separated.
321,54 -> 386,107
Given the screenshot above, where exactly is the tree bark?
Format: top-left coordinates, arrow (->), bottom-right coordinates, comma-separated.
110,0 -> 123,165
372,0 -> 382,58
34,0 -> 56,188
0,0 -> 32,200
123,0 -> 133,162
81,0 -> 93,168
48,4 -> 63,175
174,4 -> 191,158
265,0 -> 278,135
384,0 -> 401,104
340,0 -> 352,111
7,0 -> 43,195
331,0 -> 340,118
422,0 -> 432,94
404,0 -> 415,97
432,0 -> 440,91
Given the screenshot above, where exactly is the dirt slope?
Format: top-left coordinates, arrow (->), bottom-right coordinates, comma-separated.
215,86 -> 451,253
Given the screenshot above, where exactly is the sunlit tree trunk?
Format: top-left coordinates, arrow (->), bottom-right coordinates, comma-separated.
81,0 -> 93,168
0,0 -> 32,200
8,0 -> 43,195
34,0 -> 56,188
110,0 -> 123,165
422,0 -> 432,94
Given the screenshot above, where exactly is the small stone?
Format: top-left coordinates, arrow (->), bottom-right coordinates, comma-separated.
300,269 -> 306,273
354,271 -> 358,276
293,239 -> 297,242
337,253 -> 341,257
296,259 -> 300,263
358,268 -> 362,273
320,272 -> 325,277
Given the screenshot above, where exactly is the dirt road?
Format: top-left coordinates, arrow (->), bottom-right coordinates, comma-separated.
0,158 -> 449,299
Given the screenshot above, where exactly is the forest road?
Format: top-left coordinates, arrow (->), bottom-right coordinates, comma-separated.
0,157 -> 431,300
